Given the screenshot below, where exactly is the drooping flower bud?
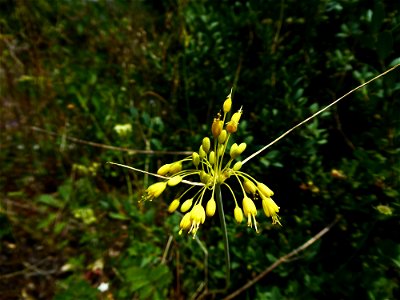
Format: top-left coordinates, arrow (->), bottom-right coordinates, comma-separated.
180,198 -> 193,213
167,175 -> 182,186
243,179 -> 257,195
237,143 -> 247,155
257,182 -> 274,197
169,161 -> 182,174
209,151 -> 216,165
234,206 -> 243,223
206,197 -> 216,217
192,152 -> 200,168
199,146 -> 206,159
168,199 -> 180,213
202,137 -> 211,153
218,129 -> 227,144
233,161 -> 242,171
157,164 -> 171,176
230,143 -> 239,159
199,170 -> 211,184
217,144 -> 224,156
212,118 -> 223,138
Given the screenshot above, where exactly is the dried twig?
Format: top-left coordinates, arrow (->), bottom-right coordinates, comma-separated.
223,218 -> 339,300
30,126 -> 192,156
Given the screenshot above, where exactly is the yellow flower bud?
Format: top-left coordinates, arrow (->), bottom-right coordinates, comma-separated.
199,145 -> 206,159
243,179 -> 257,195
180,198 -> 193,213
234,206 -> 243,223
218,129 -> 227,144
257,182 -> 274,197
200,170 -> 211,184
231,108 -> 243,123
230,143 -> 239,159
168,199 -> 180,213
192,152 -> 200,168
167,175 -> 182,186
212,118 -> 223,138
202,137 -> 211,153
206,197 -> 216,217
209,151 -> 216,165
217,144 -> 224,156
157,164 -> 171,176
223,96 -> 232,113
169,162 -> 182,174
233,161 -> 242,171
237,142 -> 247,155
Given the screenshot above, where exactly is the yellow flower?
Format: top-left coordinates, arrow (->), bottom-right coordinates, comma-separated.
242,196 -> 258,232
144,182 -> 167,201
261,195 -> 281,225
179,212 -> 192,234
188,204 -> 206,237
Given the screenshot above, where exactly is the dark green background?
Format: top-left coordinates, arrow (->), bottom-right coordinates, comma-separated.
1,0 -> 399,299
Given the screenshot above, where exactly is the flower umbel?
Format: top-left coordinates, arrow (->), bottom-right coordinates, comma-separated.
140,89 -> 281,237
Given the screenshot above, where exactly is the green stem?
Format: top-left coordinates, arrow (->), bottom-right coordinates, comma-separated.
215,183 -> 230,290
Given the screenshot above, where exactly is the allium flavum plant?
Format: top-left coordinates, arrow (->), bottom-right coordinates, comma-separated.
141,90 -> 281,237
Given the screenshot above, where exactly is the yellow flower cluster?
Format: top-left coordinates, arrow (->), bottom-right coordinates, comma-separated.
142,90 -> 281,237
